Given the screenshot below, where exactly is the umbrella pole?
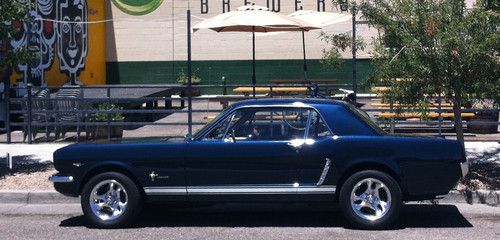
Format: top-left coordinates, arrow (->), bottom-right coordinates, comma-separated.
252,27 -> 256,97
302,31 -> 309,84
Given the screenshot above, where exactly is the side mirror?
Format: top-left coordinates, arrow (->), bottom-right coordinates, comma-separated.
184,133 -> 193,141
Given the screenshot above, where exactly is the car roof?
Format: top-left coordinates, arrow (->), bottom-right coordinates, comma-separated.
230,98 -> 346,108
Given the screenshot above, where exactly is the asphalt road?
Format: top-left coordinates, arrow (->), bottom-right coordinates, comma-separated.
0,203 -> 498,240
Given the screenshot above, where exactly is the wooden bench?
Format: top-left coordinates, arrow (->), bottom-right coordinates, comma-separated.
269,79 -> 337,84
233,87 -> 308,96
377,112 -> 475,118
371,103 -> 454,109
371,86 -> 392,93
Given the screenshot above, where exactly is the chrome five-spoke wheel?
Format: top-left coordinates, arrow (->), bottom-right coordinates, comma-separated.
90,180 -> 128,221
350,178 -> 392,221
81,172 -> 142,228
339,170 -> 402,229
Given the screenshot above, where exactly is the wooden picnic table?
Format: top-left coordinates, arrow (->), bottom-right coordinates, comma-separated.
233,87 -> 308,96
269,79 -> 337,84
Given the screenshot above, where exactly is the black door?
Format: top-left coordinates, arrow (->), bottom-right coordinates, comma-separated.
295,110 -> 337,200
185,107 -> 310,201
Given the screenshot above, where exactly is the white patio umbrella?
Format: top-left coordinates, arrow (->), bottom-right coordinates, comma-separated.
193,5 -> 319,96
288,10 -> 351,81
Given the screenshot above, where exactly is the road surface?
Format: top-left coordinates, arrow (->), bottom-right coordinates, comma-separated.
0,203 -> 498,240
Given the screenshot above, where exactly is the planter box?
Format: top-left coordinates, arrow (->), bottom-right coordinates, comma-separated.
89,125 -> 124,139
180,83 -> 201,97
468,111 -> 499,134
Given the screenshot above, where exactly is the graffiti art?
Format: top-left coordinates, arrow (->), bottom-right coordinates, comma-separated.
10,0 -> 57,86
56,0 -> 88,84
112,0 -> 164,16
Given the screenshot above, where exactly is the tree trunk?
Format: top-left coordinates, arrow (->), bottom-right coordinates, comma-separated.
452,98 -> 465,146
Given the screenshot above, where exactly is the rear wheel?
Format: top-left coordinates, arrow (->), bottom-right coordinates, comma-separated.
81,172 -> 143,228
339,170 -> 402,229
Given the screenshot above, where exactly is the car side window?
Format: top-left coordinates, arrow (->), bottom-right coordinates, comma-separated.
204,108 -> 310,141
307,110 -> 332,139
204,113 -> 234,140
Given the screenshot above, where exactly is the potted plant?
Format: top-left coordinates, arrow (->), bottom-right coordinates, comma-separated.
177,69 -> 201,97
468,99 -> 499,134
90,103 -> 125,139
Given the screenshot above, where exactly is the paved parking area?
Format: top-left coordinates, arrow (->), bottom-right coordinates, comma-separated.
0,203 -> 498,240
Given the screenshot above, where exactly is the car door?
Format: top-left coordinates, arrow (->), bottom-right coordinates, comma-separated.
295,109 -> 338,200
185,107 -> 309,202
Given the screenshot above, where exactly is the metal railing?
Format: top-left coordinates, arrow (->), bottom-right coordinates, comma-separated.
1,83 -> 499,143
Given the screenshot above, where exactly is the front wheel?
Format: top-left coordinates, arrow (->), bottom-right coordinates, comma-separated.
339,170 -> 402,229
81,172 -> 143,228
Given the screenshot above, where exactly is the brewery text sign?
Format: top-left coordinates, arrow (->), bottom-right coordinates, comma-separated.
199,0 -> 328,14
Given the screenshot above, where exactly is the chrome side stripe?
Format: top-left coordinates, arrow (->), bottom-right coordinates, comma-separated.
144,187 -> 187,195
144,185 -> 336,196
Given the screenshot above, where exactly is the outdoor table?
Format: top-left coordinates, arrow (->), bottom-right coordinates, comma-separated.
233,87 -> 308,96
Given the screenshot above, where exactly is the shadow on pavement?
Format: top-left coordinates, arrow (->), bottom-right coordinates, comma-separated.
0,155 -> 53,178
59,203 -> 473,229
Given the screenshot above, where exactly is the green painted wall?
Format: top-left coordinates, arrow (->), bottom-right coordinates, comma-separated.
106,59 -> 373,94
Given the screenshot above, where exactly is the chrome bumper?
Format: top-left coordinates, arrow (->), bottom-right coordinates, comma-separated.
460,161 -> 469,177
48,175 -> 74,183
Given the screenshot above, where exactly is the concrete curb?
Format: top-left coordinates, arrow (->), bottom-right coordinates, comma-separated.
0,191 -> 79,204
0,190 -> 498,205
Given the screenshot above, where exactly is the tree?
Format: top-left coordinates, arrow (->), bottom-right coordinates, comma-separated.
325,0 -> 500,144
0,1 -> 35,71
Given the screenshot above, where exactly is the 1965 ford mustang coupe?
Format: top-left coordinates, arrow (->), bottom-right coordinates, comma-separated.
49,99 -> 469,229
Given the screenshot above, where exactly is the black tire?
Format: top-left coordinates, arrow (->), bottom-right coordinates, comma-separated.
339,170 -> 402,230
81,172 -> 143,228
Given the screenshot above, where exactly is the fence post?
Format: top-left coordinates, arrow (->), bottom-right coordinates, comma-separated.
222,76 -> 227,95
27,84 -> 33,144
438,93 -> 443,137
76,85 -> 83,142
107,87 -> 111,140
187,10 -> 193,136
5,75 -> 11,143
7,152 -> 12,172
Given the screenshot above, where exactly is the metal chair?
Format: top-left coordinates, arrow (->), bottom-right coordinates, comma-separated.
23,88 -> 52,142
54,86 -> 83,139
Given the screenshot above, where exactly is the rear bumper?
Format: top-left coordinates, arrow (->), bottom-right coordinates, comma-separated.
460,161 -> 469,177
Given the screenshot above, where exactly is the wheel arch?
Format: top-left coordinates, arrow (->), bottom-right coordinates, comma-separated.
335,161 -> 403,201
78,161 -> 146,198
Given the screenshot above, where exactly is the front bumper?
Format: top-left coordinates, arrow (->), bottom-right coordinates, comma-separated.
460,161 -> 469,177
48,175 -> 74,183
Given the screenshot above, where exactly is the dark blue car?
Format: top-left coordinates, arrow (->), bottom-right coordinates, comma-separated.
49,98 -> 469,229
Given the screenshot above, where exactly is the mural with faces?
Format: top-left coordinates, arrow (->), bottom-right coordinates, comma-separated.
56,0 -> 88,84
10,0 -> 57,86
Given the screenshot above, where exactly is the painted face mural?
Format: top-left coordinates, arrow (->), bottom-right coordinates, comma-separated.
10,0 -> 56,86
56,0 -> 88,83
